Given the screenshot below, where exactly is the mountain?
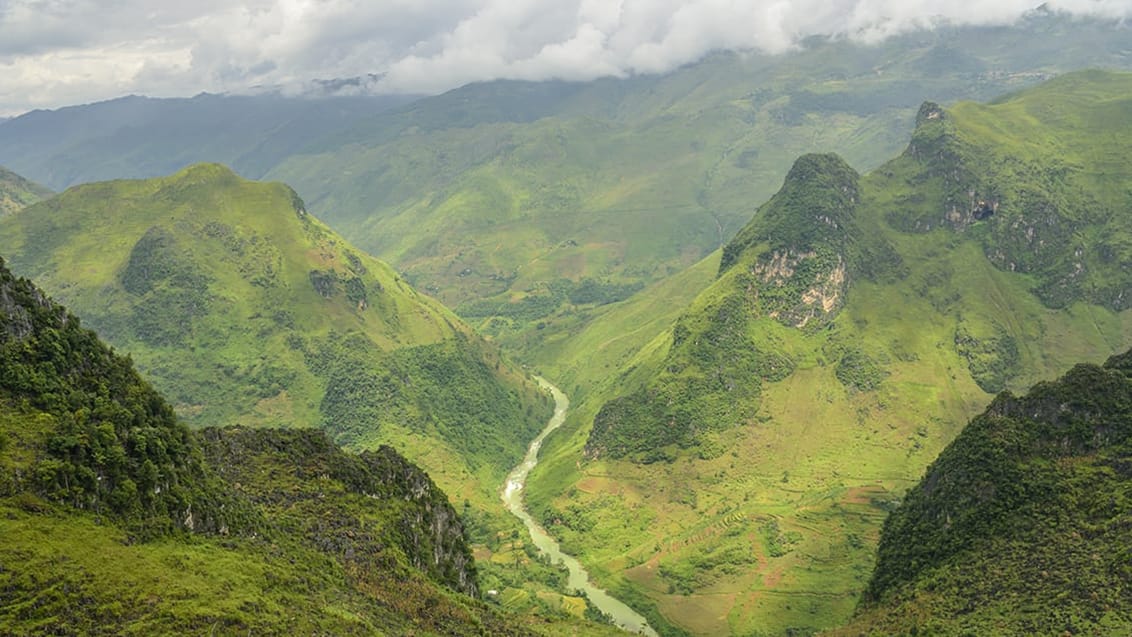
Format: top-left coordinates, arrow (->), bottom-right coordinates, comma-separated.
262,14 -> 1132,348
0,92 -> 417,190
0,166 -> 51,215
522,70 -> 1132,636
0,164 -> 550,516
0,256 -> 618,636
2,16 -> 1129,360
828,349 -> 1132,636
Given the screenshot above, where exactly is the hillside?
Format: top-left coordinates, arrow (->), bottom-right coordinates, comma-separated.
829,349 -> 1132,636
0,164 -> 550,516
263,13 -> 1132,350
0,92 -> 417,190
0,166 -> 51,215
523,70 -> 1132,636
2,17 -> 1129,359
0,256 -> 619,636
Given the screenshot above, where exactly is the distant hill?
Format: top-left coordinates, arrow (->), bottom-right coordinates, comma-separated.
828,349 -> 1132,636
0,256 -> 618,636
263,13 -> 1132,348
522,70 -> 1132,636
0,164 -> 551,516
2,16 -> 1130,359
0,166 -> 51,215
0,92 -> 416,190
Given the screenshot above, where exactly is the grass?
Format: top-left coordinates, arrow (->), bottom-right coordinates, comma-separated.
265,21 -> 1132,353
0,166 -> 51,216
522,71 -> 1132,635
829,351 -> 1132,635
0,165 -> 559,612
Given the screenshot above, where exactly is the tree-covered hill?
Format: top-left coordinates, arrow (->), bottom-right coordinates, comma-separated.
0,166 -> 51,216
522,70 -> 1132,636
828,349 -> 1132,636
0,164 -> 551,514
0,256 -> 622,636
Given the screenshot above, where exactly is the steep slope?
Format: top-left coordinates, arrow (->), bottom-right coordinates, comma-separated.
0,166 -> 51,215
524,71 -> 1132,636
0,257 -> 618,636
264,13 -> 1132,350
0,164 -> 550,512
829,349 -> 1132,636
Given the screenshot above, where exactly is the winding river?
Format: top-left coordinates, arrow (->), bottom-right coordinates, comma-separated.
502,377 -> 658,636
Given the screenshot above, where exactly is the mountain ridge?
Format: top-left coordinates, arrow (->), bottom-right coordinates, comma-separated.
0,255 -> 621,636
0,163 -> 551,515
523,70 -> 1132,636
828,348 -> 1132,635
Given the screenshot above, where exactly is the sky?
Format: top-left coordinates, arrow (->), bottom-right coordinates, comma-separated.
1,0 -> 1130,117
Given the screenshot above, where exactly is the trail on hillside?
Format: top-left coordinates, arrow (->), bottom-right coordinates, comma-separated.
502,378 -> 658,636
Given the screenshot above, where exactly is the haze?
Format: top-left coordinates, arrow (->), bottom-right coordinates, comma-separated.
1,0 -> 1130,115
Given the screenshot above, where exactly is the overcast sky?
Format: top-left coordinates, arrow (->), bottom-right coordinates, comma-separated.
1,0 -> 1130,116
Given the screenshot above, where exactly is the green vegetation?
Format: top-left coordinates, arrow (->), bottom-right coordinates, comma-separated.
0,255 -> 245,537
0,163 -> 557,607
523,71 -> 1132,636
0,166 -> 51,216
829,350 -> 1132,635
259,17 -> 1132,354
0,254 -> 621,636
0,93 -> 417,191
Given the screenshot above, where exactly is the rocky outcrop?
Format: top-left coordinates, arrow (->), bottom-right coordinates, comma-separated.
198,427 -> 479,597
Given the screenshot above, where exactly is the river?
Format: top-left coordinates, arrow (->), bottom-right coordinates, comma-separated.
501,377 -> 658,636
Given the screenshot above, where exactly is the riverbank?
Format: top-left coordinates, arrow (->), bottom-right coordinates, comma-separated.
502,378 -> 658,636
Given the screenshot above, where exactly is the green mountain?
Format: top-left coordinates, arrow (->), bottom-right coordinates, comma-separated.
522,70 -> 1132,635
0,93 -> 416,190
829,349 -> 1132,636
0,163 -> 550,515
262,14 -> 1132,351
2,17 -> 1129,363
0,256 -> 617,636
0,166 -> 51,215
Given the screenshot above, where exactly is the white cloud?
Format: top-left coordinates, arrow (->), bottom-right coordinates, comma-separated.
0,0 -> 1130,115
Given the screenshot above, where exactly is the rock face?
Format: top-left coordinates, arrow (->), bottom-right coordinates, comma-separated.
834,349 -> 1132,635
198,427 -> 479,597
891,86 -> 1132,311
586,153 -> 898,461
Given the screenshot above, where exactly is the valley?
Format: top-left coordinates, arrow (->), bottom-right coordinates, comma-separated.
503,379 -> 657,636
3,9 -> 1132,637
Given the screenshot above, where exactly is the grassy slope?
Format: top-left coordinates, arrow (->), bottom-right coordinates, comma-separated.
0,166 -> 51,216
0,417 -> 621,637
524,71 -> 1132,636
0,263 -> 616,636
0,417 -> 529,637
267,16 -> 1132,354
0,164 -> 550,518
827,350 -> 1132,636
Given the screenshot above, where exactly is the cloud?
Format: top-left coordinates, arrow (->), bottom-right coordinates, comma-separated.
0,0 -> 1130,115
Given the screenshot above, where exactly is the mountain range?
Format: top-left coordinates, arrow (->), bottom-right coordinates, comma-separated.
0,255 -> 626,635
3,12 -> 1132,637
521,70 -> 1132,635
2,13 -> 1131,359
